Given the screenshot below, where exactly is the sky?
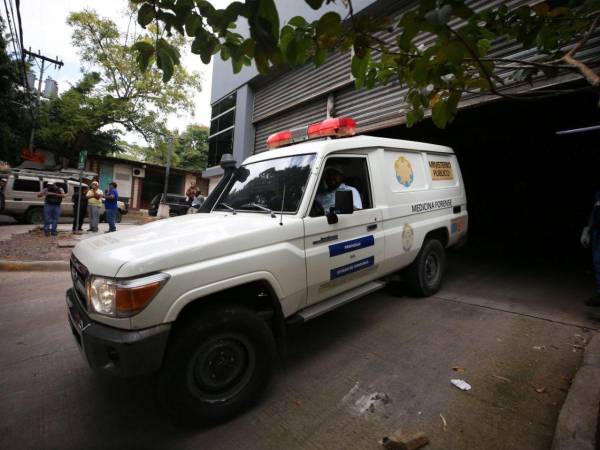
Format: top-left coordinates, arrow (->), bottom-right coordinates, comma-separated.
14,0 -> 234,144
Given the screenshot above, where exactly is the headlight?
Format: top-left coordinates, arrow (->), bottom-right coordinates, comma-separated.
86,273 -> 169,317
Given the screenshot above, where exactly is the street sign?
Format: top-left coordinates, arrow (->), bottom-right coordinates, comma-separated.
78,150 -> 87,170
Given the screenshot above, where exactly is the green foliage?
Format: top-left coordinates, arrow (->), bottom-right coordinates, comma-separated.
136,0 -> 600,129
0,17 -> 29,164
0,9 -> 203,165
35,73 -> 123,160
119,124 -> 209,171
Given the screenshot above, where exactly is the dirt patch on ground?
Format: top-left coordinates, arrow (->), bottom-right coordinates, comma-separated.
0,228 -> 78,261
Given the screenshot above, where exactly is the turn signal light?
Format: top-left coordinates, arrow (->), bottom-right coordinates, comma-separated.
115,281 -> 163,316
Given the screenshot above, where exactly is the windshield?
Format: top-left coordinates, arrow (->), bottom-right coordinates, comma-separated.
216,154 -> 316,214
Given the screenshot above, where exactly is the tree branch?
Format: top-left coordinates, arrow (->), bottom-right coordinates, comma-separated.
561,15 -> 600,87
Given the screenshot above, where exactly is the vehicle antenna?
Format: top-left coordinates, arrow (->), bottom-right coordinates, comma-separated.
279,184 -> 286,226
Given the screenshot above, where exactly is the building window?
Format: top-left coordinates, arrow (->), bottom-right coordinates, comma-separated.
208,93 -> 236,167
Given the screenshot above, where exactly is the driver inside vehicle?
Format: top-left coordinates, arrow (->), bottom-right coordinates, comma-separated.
316,166 -> 363,213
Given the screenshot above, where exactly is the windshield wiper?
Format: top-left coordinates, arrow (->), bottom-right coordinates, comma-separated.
217,202 -> 236,214
240,202 -> 276,217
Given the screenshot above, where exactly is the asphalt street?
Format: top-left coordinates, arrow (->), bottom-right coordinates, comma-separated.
0,252 -> 597,450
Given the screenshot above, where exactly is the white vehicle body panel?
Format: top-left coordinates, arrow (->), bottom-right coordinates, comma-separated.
70,135 -> 468,330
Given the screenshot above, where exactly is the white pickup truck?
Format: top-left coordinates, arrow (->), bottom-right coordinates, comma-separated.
66,117 -> 467,423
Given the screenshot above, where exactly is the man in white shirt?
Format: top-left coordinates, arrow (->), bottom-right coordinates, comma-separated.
316,166 -> 362,212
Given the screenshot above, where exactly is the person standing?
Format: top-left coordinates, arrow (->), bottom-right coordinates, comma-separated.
86,181 -> 103,232
72,184 -> 89,232
104,182 -> 119,233
186,181 -> 198,204
583,191 -> 600,306
37,182 -> 65,236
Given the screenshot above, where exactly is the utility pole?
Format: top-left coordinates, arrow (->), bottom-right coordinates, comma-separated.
157,136 -> 174,218
23,49 -> 63,152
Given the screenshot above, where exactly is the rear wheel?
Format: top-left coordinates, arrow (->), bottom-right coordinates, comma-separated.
158,305 -> 275,424
405,239 -> 446,296
26,207 -> 44,225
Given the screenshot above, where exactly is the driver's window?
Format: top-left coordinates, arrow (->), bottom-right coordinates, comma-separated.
310,157 -> 372,217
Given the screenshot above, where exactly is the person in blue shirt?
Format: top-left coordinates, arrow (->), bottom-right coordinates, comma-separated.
104,182 -> 119,233
584,191 -> 600,306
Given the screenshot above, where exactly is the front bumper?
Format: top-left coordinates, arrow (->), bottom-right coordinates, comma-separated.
66,288 -> 171,377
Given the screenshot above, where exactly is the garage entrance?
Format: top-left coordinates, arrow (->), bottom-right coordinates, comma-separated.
370,84 -> 600,270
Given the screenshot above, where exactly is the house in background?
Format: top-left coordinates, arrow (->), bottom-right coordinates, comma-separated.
86,155 -> 208,210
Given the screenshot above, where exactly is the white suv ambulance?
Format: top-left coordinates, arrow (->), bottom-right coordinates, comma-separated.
66,117 -> 467,422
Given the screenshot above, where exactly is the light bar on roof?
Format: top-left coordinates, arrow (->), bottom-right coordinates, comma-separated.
266,117 -> 357,150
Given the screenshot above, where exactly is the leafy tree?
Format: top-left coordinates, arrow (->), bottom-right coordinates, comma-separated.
177,124 -> 209,171
0,17 -> 29,164
133,0 -> 600,128
35,72 -> 123,160
67,9 -> 201,141
118,124 -> 209,171
1,8 -> 203,164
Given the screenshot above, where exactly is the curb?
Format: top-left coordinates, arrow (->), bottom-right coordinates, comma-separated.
0,259 -> 69,272
552,332 -> 600,450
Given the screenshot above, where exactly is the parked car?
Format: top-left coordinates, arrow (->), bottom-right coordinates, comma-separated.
148,193 -> 190,217
66,117 -> 468,424
0,170 -> 128,224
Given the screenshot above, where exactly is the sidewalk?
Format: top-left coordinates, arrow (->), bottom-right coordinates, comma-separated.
0,222 -> 139,268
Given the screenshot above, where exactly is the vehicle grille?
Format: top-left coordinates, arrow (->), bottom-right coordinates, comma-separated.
70,255 -> 88,310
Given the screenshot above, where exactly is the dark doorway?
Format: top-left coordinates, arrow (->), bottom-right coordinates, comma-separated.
140,167 -> 185,210
370,83 -> 600,270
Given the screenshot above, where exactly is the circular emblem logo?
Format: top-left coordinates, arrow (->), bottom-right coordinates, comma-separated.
394,156 -> 414,187
402,223 -> 414,252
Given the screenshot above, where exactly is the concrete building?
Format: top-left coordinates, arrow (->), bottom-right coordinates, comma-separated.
205,0 -> 600,261
86,155 -> 207,210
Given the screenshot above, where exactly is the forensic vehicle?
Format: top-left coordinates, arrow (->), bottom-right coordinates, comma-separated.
66,117 -> 468,422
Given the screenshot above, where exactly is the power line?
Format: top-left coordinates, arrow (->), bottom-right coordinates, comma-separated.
7,0 -> 21,56
10,0 -> 27,89
14,0 -> 24,60
2,0 -> 26,88
2,0 -> 20,59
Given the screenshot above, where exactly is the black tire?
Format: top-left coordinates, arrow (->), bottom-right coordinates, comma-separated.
158,305 -> 275,424
26,207 -> 45,225
99,213 -> 106,223
405,239 -> 446,297
0,192 -> 4,212
116,210 -> 122,223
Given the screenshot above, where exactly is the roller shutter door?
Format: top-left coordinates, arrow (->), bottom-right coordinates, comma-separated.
254,99 -> 327,154
253,0 -> 600,139
253,51 -> 351,123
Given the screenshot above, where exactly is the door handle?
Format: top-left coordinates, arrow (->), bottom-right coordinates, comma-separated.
367,224 -> 377,231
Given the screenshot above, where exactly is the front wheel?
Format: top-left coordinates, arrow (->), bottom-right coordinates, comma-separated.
405,239 -> 446,297
158,306 -> 275,424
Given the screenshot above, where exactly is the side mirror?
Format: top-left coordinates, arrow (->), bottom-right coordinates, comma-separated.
335,190 -> 354,214
326,191 -> 354,225
326,207 -> 338,224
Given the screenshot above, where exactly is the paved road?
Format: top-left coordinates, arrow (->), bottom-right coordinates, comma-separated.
0,254 -> 597,450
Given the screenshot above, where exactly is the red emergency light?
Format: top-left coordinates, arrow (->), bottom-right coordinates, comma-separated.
266,116 -> 357,150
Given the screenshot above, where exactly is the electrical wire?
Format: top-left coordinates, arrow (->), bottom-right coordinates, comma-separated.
2,0 -> 20,60
2,0 -> 26,89
13,0 -> 23,57
10,0 -> 28,88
